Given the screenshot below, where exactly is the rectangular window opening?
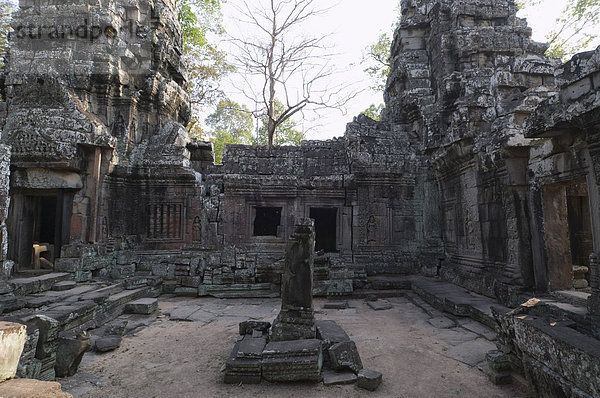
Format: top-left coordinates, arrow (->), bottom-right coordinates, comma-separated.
253,207 -> 282,236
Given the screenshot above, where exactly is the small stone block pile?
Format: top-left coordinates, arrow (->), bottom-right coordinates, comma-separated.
223,220 -> 382,390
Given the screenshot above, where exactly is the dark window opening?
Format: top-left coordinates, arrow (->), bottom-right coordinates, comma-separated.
310,207 -> 337,252
253,207 -> 282,236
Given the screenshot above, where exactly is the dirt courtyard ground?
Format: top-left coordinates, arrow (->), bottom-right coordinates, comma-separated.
61,295 -> 531,398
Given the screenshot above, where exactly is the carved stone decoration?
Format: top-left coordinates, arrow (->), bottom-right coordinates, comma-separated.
192,216 -> 201,243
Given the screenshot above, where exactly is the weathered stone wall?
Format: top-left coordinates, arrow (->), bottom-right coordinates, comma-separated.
218,114 -> 427,283
383,0 -> 558,303
526,45 -> 600,335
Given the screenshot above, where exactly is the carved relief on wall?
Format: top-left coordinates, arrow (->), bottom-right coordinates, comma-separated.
147,203 -> 184,240
192,216 -> 202,243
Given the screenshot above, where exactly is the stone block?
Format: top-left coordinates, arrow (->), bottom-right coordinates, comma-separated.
54,258 -> 81,273
125,298 -> 158,315
239,321 -> 271,335
51,281 -> 77,292
0,322 -> 27,382
262,339 -> 323,382
329,341 -> 363,374
315,320 -> 350,349
323,301 -> 348,309
367,300 -> 392,311
237,335 -> 266,359
224,341 -> 262,384
55,330 -> 90,377
357,369 -> 383,391
322,369 -> 357,386
95,336 -> 122,353
175,287 -> 198,297
0,379 -> 73,398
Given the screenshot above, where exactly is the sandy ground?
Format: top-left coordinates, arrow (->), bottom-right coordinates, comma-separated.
61,296 -> 531,398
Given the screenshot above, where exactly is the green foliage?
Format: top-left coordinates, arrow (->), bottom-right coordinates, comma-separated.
256,99 -> 305,146
545,0 -> 600,60
362,2 -> 401,92
364,33 -> 392,92
178,0 -> 233,129
361,104 -> 385,121
178,0 -> 223,52
205,98 -> 254,164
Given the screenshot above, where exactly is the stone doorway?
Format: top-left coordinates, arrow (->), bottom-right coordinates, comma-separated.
541,180 -> 593,290
309,207 -> 337,253
7,191 -> 72,273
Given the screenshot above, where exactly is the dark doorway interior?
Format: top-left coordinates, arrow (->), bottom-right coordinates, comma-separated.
253,207 -> 282,236
310,207 -> 337,252
36,196 -> 57,244
8,191 -> 71,272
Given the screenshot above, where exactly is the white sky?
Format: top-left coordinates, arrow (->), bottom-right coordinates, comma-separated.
218,0 -> 600,141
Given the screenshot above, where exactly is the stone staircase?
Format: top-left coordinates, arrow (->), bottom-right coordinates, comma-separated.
0,272 -> 161,381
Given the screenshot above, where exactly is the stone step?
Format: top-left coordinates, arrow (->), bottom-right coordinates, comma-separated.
367,275 -> 412,290
199,283 -> 280,299
351,289 -> 405,299
125,298 -> 159,315
51,281 -> 77,292
553,290 -> 591,308
10,273 -> 72,296
411,277 -> 510,328
106,287 -> 153,309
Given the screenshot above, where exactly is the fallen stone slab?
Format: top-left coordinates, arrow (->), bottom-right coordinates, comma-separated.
0,321 -> 27,382
169,304 -> 202,321
316,320 -> 350,348
323,369 -> 357,386
357,369 -> 383,391
367,301 -> 392,311
51,281 -> 77,292
0,378 -> 73,398
329,341 -> 363,374
125,298 -> 158,315
323,301 -> 348,310
428,316 -> 456,329
442,338 -> 496,366
239,320 -> 271,335
95,336 -> 122,353
237,335 -> 266,359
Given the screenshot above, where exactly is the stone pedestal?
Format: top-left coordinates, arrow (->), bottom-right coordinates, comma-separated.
0,322 -> 27,382
271,219 -> 316,341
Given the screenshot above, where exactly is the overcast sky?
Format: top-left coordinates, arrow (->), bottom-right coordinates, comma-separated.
220,0 -> 600,141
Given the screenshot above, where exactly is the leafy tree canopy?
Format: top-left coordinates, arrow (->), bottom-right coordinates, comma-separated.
205,98 -> 254,164
361,104 -> 385,121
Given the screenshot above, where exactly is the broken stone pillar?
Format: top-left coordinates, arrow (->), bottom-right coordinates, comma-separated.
0,322 -> 27,382
271,219 -> 316,341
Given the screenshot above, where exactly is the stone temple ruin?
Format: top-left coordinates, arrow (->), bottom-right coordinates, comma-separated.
0,0 -> 599,396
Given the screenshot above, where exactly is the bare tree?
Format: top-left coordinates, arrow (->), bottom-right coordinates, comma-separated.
229,0 -> 354,146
